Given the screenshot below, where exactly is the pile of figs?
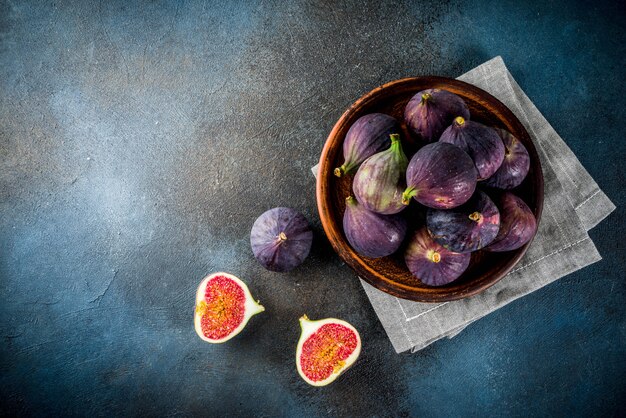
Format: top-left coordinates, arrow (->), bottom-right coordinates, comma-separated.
337,89 -> 538,286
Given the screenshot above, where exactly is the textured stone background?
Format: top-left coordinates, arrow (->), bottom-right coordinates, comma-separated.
1,0 -> 624,416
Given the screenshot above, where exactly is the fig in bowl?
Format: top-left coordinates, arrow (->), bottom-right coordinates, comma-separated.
439,117 -> 505,180
427,190 -> 500,253
402,142 -> 478,209
353,133 -> 408,215
334,113 -> 399,178
486,192 -> 537,252
404,88 -> 470,143
484,128 -> 530,190
404,227 -> 471,286
343,196 -> 407,258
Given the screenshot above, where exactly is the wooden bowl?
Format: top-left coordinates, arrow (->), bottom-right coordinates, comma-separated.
316,77 -> 544,302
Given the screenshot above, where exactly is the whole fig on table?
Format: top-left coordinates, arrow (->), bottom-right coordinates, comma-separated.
484,128 -> 530,190
485,192 -> 537,252
401,142 -> 478,210
334,113 -> 399,178
439,117 -> 505,180
353,133 -> 408,215
404,88 -> 470,143
343,196 -> 407,258
250,207 -> 313,272
404,227 -> 471,286
427,190 -> 500,253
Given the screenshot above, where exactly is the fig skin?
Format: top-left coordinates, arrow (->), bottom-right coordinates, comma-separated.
334,113 -> 399,177
404,227 -> 471,286
353,134 -> 408,215
250,207 -> 313,272
484,128 -> 530,189
439,117 -> 505,180
404,89 -> 470,143
402,142 -> 478,209
486,192 -> 537,252
427,191 -> 500,253
343,196 -> 407,258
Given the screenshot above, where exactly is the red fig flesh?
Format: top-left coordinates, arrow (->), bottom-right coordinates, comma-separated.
296,315 -> 361,387
194,272 -> 264,343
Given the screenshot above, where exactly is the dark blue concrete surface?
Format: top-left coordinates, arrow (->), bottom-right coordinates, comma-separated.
1,0 -> 624,416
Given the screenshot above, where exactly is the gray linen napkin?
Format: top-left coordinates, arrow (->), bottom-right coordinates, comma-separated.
313,56 -> 615,353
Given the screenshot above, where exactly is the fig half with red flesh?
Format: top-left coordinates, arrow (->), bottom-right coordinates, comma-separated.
194,272 -> 264,343
296,315 -> 361,387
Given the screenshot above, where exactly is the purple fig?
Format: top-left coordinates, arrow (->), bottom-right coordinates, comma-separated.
404,89 -> 470,143
484,128 -> 530,189
485,192 -> 537,252
427,191 -> 500,253
343,196 -> 407,258
250,207 -> 313,272
334,113 -> 399,177
439,117 -> 505,180
353,133 -> 408,215
404,227 -> 471,286
401,142 -> 478,209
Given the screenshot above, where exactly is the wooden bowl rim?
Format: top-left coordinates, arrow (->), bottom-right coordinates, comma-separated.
316,76 -> 544,303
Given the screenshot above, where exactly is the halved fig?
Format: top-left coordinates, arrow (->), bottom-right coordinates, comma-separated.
296,315 -> 361,387
194,272 -> 264,343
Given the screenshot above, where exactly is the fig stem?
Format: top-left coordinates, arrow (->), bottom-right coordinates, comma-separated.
278,232 -> 287,241
427,250 -> 441,263
401,187 -> 417,205
345,196 -> 357,206
334,162 -> 357,178
454,116 -> 466,126
469,212 -> 482,222
421,93 -> 432,103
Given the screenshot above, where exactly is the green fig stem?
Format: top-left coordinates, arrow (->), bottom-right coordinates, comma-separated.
454,116 -> 466,126
334,162 -> 357,178
278,232 -> 287,241
421,93 -> 432,103
402,187 -> 417,205
345,196 -> 357,206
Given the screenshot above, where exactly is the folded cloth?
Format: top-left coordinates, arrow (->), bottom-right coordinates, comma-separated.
313,56 -> 615,353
